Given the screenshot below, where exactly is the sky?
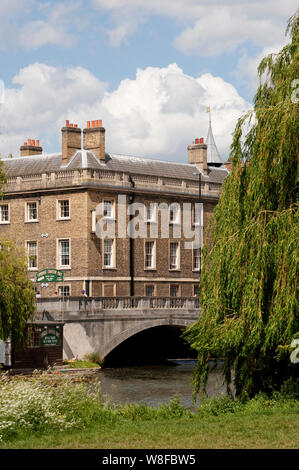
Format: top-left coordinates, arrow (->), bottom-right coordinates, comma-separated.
0,0 -> 297,163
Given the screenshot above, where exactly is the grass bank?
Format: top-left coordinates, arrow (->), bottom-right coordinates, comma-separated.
0,372 -> 298,449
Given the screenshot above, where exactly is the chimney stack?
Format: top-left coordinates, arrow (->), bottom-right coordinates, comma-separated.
83,119 -> 105,162
20,139 -> 43,157
188,137 -> 207,174
61,120 -> 81,165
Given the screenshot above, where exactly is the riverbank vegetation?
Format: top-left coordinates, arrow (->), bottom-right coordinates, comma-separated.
0,372 -> 298,448
185,12 -> 299,398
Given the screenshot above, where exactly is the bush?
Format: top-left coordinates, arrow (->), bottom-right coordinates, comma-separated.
0,372 -> 107,441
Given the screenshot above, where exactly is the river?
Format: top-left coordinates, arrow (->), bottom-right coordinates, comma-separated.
97,361 -> 226,411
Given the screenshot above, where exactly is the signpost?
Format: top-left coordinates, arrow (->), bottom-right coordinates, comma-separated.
35,269 -> 65,321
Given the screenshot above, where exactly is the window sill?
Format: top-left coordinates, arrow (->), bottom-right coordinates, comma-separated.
102,267 -> 117,270
144,268 -> 157,271
25,220 -> 39,224
169,268 -> 181,272
58,267 -> 71,270
56,218 -> 71,221
0,221 -> 10,225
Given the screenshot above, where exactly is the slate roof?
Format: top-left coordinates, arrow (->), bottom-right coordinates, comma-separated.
1,150 -> 228,184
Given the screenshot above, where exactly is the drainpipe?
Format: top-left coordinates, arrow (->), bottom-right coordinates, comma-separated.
128,175 -> 135,297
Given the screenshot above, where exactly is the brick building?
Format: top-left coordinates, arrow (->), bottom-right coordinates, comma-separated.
0,120 -> 227,298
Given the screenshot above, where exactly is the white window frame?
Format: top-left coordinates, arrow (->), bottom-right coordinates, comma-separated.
0,204 -> 9,224
144,240 -> 156,270
26,201 -> 38,222
192,245 -> 201,271
57,199 -> 70,220
57,238 -> 71,269
26,241 -> 38,270
103,200 -> 114,219
169,241 -> 180,270
103,239 -> 115,269
58,285 -> 70,297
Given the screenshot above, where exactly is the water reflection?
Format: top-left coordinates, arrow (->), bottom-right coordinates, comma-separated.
98,362 -> 226,411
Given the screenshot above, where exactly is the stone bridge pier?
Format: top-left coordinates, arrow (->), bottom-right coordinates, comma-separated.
36,297 -> 200,362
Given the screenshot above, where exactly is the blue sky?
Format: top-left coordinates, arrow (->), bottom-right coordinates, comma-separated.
0,0 -> 297,162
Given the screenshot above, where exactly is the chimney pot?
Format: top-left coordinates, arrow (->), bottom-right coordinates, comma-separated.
36,140 -> 39,147
195,138 -> 199,144
66,120 -> 69,127
99,119 -> 102,127
32,139 -> 35,146
87,121 -> 90,128
199,137 -> 204,144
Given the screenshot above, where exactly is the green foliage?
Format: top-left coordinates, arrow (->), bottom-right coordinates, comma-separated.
0,239 -> 36,343
185,12 -> 299,398
63,359 -> 100,369
114,395 -> 193,421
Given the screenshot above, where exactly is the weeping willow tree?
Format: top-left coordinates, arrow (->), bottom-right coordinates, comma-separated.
0,163 -> 36,344
0,239 -> 36,345
186,12 -> 299,399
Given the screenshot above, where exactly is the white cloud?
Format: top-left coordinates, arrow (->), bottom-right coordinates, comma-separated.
92,0 -> 298,54
0,62 -> 250,162
0,63 -> 107,156
0,0 -> 82,51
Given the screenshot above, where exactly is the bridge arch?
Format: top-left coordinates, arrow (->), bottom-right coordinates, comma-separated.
101,317 -> 193,360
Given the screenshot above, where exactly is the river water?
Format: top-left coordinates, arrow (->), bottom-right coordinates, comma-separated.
97,362 -> 226,411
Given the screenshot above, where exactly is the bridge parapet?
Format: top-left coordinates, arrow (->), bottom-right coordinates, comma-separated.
35,296 -> 200,321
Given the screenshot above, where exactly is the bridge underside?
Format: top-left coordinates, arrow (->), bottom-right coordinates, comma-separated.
62,316 -> 198,365
104,325 -> 197,367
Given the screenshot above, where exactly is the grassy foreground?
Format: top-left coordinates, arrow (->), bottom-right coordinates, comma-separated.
0,372 -> 298,449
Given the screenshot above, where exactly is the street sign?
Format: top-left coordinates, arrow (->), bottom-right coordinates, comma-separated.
35,269 -> 64,283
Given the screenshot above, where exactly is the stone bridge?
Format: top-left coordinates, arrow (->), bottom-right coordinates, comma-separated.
36,297 -> 200,362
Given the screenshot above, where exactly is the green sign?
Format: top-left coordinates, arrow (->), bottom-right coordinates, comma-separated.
40,326 -> 61,347
35,269 -> 64,283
